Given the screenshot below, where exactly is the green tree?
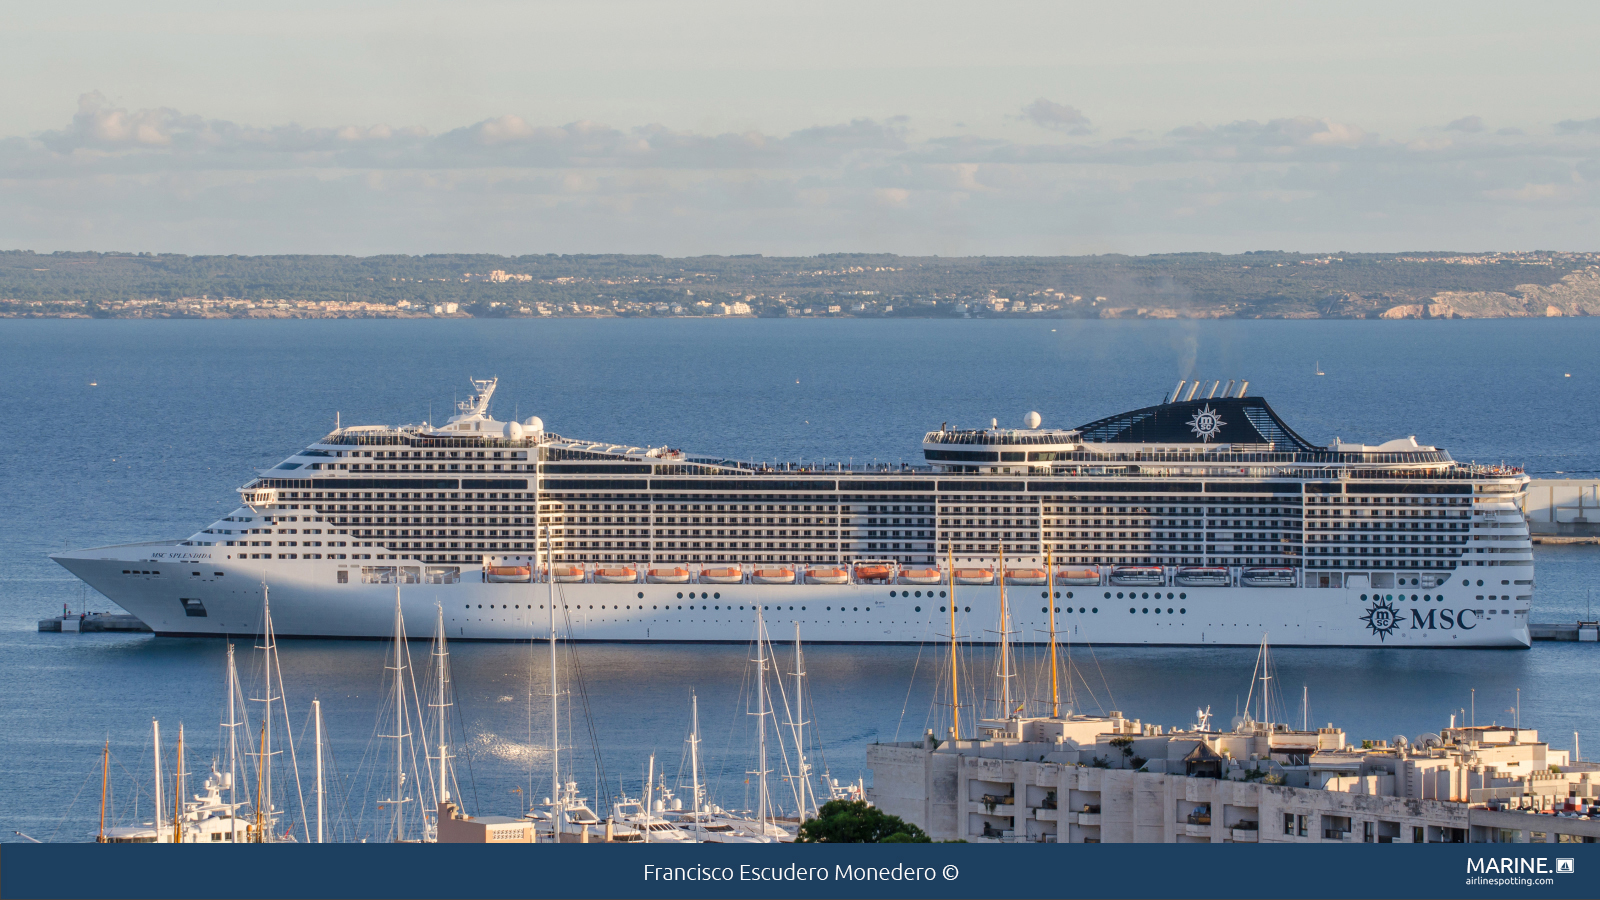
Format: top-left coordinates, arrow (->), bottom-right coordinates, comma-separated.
795,800 -> 930,843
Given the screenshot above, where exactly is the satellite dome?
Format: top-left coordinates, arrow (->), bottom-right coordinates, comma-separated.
505,421 -> 524,440
1024,411 -> 1042,429
524,416 -> 544,432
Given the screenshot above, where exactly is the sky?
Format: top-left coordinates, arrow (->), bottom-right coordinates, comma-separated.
2,0 -> 1599,256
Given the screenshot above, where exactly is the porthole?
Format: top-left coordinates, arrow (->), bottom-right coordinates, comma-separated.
1166,592 -> 1174,600
1041,591 -> 1049,599
714,605 -> 719,610
1411,594 -> 1418,601
801,606 -> 806,611
915,590 -> 923,597
676,592 -> 683,599
915,606 -> 922,612
1104,592 -> 1111,599
1054,607 -> 1060,613
853,607 -> 859,612
940,607 -> 946,613
1361,593 -> 1368,601
1091,607 -> 1098,613
1066,592 -> 1073,599
652,605 -> 657,609
713,592 -> 720,600
940,591 -> 947,598
1180,608 -> 1186,614
827,606 -> 832,611
1178,593 -> 1186,600
964,606 -> 971,612
1130,607 -> 1136,614
1476,580 -> 1483,586
1042,607 -> 1049,613
1116,592 -> 1124,599
739,606 -> 744,610
477,604 -> 482,608
1167,608 -> 1173,614
890,590 -> 897,597
637,592 -> 644,599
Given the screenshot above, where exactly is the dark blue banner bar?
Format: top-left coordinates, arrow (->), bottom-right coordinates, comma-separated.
3,844 -> 1595,900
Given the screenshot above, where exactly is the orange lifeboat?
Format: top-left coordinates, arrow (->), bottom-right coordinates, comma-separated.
699,566 -> 743,585
896,568 -> 942,585
594,567 -> 637,584
646,567 -> 690,584
551,566 -> 586,583
485,565 -> 531,583
854,564 -> 892,583
1004,568 -> 1048,586
805,567 -> 849,585
751,567 -> 796,585
1055,567 -> 1100,586
953,568 -> 994,585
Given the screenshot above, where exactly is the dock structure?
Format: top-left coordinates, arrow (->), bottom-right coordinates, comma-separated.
38,614 -> 151,633
1522,478 -> 1600,537
1530,621 -> 1600,642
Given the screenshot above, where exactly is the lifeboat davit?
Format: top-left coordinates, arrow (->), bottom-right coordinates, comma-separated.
646,567 -> 690,584
751,567 -> 796,585
551,566 -> 586,583
805,567 -> 849,585
1054,568 -> 1100,586
699,566 -> 743,584
1241,567 -> 1296,588
1175,566 -> 1230,587
594,567 -> 638,584
1110,566 -> 1165,586
896,568 -> 942,585
853,564 -> 892,583
953,568 -> 994,585
485,565 -> 532,583
1004,568 -> 1048,586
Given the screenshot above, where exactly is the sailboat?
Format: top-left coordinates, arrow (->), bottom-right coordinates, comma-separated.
1315,361 -> 1325,375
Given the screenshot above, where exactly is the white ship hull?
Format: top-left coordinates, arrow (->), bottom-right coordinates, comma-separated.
53,543 -> 1532,648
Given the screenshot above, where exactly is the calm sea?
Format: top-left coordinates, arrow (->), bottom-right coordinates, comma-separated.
2,318 -> 1597,842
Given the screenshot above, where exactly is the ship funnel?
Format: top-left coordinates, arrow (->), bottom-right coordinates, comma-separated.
1237,380 -> 1249,398
1170,380 -> 1186,404
1184,382 -> 1201,402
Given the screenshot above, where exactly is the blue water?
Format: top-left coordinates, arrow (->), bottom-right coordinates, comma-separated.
2,318 -> 1598,842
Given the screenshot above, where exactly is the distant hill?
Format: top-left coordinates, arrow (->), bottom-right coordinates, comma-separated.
2,249 -> 1596,319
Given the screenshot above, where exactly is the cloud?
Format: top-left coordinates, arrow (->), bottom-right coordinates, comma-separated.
1555,117 -> 1600,135
1444,116 -> 1485,133
1022,99 -> 1092,134
4,94 -> 1600,255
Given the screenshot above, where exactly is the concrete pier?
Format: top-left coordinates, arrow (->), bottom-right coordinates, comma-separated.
38,614 -> 152,634
1529,621 -> 1599,642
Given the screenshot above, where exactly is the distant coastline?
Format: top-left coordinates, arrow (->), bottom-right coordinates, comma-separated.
5,249 -> 1598,320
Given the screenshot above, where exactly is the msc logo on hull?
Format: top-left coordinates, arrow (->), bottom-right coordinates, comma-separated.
1361,599 -> 1478,640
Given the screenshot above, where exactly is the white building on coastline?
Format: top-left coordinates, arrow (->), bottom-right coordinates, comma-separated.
867,713 -> 1600,844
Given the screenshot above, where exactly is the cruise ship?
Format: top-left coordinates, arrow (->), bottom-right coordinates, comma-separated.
53,378 -> 1534,648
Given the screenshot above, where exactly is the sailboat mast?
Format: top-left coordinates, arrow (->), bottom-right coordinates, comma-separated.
225,643 -> 239,845
1047,547 -> 1060,718
545,525 -> 561,835
999,541 -> 1012,716
391,583 -> 406,841
434,604 -> 449,813
97,739 -> 109,843
173,723 -> 184,844
313,699 -> 324,844
948,544 -> 959,740
689,693 -> 703,839
644,753 -> 654,844
260,584 -> 274,843
754,610 -> 770,830
152,719 -> 163,842
791,620 -> 811,819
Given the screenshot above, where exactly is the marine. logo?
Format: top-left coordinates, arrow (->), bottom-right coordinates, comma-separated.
1187,405 -> 1225,441
1360,597 -> 1402,640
